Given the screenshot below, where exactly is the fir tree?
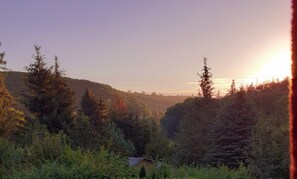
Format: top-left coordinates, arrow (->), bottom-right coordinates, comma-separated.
211,88 -> 254,168
80,88 -> 107,128
23,46 -> 53,122
228,79 -> 237,95
198,57 -> 214,99
24,46 -> 75,132
48,57 -> 75,132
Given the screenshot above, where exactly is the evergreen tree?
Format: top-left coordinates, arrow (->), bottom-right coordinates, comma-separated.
80,88 -> 107,128
23,46 -> 53,124
112,113 -> 150,156
211,88 -> 254,168
145,120 -> 171,160
174,98 -> 216,165
49,57 -> 75,132
198,57 -> 214,99
105,122 -> 135,156
228,79 -> 237,95
24,46 -> 75,133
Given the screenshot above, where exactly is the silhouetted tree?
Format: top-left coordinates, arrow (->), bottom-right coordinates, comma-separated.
24,46 -> 53,123
80,88 -> 107,128
228,79 -> 237,95
48,57 -> 75,132
198,57 -> 214,99
24,46 -> 75,132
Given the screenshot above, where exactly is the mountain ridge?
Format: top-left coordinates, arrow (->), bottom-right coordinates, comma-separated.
4,71 -> 189,118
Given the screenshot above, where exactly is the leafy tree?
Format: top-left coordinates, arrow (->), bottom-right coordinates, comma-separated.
104,122 -> 135,156
174,98 -> 217,165
198,57 -> 214,99
0,46 -> 25,137
68,114 -> 97,150
145,120 -> 171,160
112,113 -> 150,156
248,113 -> 289,178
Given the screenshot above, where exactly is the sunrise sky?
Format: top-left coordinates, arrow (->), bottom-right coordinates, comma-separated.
0,0 -> 291,95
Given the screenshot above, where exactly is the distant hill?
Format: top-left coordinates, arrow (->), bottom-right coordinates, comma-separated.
4,71 -> 188,118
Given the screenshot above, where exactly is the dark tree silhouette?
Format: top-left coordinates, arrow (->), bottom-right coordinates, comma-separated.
198,57 -> 214,99
49,57 -> 75,131
80,88 -> 107,128
24,46 -> 75,132
24,46 -> 53,123
228,79 -> 237,95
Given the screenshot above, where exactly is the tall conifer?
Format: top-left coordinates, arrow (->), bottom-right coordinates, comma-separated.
198,57 -> 214,99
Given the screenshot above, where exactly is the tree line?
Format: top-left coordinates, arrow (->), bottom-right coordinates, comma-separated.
162,57 -> 289,178
0,45 -> 288,178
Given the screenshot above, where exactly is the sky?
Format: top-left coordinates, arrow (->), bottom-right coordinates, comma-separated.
0,0 -> 292,95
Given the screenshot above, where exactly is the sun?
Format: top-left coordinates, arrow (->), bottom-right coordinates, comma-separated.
257,49 -> 291,83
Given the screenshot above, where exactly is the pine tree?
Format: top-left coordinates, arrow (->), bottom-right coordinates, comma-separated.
145,120 -> 171,160
228,79 -> 237,95
23,46 -> 53,122
211,88 -> 255,168
48,57 -> 75,132
80,88 -> 107,128
24,46 -> 75,132
198,57 -> 214,99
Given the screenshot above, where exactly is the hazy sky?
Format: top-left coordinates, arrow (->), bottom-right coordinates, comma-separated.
0,0 -> 291,95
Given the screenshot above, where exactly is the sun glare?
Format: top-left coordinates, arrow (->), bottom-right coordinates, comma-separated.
257,49 -> 291,83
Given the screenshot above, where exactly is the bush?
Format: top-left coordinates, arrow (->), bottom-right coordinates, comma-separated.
0,137 -> 25,175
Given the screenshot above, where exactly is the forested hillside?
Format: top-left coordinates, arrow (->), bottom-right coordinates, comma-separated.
0,47 -> 288,178
162,73 -> 289,178
5,71 -> 187,119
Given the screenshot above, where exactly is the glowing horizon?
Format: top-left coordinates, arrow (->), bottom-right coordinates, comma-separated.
0,0 -> 291,96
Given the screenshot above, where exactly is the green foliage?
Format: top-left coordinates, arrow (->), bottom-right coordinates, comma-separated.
104,122 -> 136,156
162,79 -> 288,177
145,121 -> 171,160
174,98 -> 217,165
139,165 -> 146,178
248,113 -> 289,178
47,57 -> 75,132
23,46 -> 53,122
23,46 -> 75,133
112,113 -> 151,156
67,114 -> 98,150
6,71 -> 187,122
211,89 -> 255,167
161,98 -> 192,138
0,137 -> 25,174
28,132 -> 68,165
80,88 -> 107,128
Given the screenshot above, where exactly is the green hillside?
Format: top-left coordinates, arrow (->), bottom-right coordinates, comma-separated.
5,71 -> 188,118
